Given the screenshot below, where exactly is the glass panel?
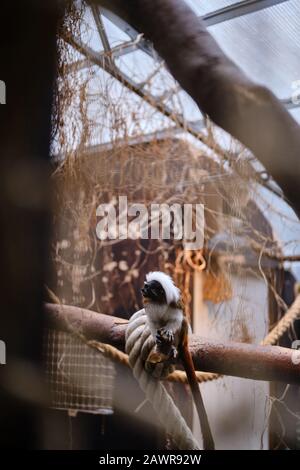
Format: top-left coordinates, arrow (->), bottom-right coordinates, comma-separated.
185,0 -> 239,16
116,50 -> 159,84
102,15 -> 132,47
79,6 -> 104,51
208,0 -> 300,99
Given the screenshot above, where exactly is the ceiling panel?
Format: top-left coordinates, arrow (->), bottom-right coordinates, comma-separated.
185,0 -> 239,16
207,0 -> 300,99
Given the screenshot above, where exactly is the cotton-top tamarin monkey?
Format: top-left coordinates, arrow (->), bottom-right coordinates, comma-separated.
141,271 -> 215,450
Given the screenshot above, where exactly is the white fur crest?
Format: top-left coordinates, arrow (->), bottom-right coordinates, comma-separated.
146,271 -> 180,305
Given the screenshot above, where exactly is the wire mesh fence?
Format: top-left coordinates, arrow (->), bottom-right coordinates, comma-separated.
44,328 -> 115,415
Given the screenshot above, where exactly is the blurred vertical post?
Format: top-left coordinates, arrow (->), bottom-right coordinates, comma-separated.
0,0 -> 60,448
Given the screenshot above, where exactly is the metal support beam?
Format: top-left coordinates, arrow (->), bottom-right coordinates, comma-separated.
202,0 -> 290,27
101,6 -> 160,60
75,126 -> 183,157
64,36 -> 145,74
62,32 -> 206,137
282,96 -> 300,111
91,4 -> 111,53
63,57 -> 91,74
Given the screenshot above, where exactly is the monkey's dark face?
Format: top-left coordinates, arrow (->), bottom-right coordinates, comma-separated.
141,280 -> 167,304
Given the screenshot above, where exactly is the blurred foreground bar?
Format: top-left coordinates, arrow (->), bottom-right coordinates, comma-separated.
0,1 -> 60,448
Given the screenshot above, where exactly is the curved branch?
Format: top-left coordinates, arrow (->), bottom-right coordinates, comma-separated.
45,303 -> 300,385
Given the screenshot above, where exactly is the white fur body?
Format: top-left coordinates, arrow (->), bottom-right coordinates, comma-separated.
145,302 -> 183,344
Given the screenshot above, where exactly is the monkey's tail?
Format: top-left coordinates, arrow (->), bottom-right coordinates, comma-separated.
179,343 -> 215,450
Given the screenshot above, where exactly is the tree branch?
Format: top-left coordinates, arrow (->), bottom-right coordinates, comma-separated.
45,303 -> 300,385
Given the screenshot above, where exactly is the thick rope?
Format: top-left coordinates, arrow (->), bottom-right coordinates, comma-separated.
88,339 -> 219,383
125,309 -> 200,450
261,294 -> 300,346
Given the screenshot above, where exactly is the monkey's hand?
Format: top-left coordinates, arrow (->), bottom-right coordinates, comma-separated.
146,327 -> 178,365
156,327 -> 174,345
156,328 -> 178,360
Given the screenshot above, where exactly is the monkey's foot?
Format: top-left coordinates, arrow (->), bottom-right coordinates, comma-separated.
156,328 -> 174,345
